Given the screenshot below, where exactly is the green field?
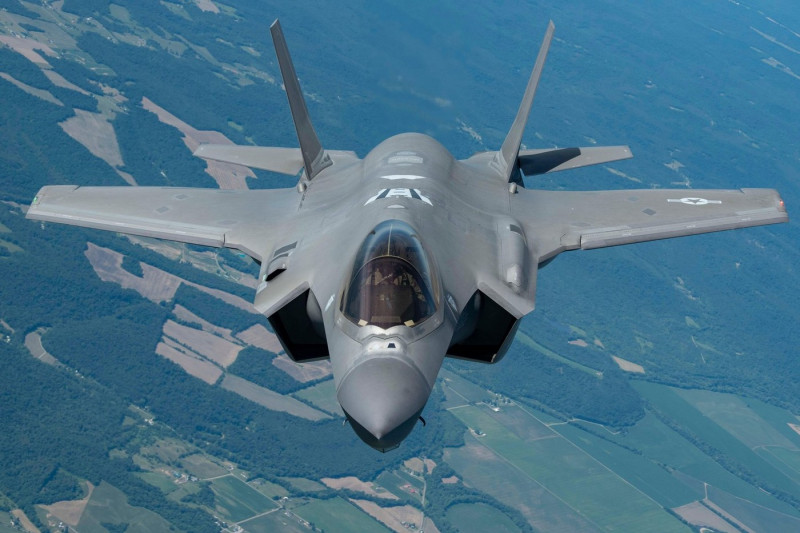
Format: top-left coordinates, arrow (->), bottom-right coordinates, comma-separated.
138,471 -> 179,494
516,402 -> 565,425
375,470 -> 424,502
439,368 -> 492,403
166,482 -> 201,504
294,497 -> 391,533
210,475 -> 277,522
439,376 -> 472,409
757,447 -> 800,485
291,379 -> 342,417
76,482 -> 173,533
250,478 -> 290,499
490,404 -> 555,441
0,512 -> 19,533
139,437 -> 192,464
240,509 -> 308,532
553,422 -> 698,508
449,404 -> 690,532
633,381 -> 800,515
677,389 -> 796,449
279,477 -> 327,492
707,485 -> 800,532
447,502 -> 521,533
445,440 -> 601,532
180,453 -> 229,479
745,399 -> 800,448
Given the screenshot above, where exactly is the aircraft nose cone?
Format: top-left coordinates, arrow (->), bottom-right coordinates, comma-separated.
338,357 -> 430,452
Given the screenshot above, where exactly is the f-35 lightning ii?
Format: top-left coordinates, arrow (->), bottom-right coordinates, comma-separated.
27,21 -> 788,451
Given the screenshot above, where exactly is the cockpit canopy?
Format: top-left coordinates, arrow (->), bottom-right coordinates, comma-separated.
343,220 -> 438,330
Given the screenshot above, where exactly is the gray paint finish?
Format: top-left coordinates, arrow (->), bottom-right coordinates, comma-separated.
26,21 -> 788,451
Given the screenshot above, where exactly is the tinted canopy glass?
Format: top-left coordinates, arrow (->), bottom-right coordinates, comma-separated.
343,220 -> 437,329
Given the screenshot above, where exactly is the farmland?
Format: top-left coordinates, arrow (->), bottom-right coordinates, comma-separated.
448,404 -> 691,532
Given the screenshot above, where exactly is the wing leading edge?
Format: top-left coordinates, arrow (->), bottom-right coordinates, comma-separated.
512,187 -> 787,262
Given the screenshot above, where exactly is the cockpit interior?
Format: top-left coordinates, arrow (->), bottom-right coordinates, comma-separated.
343,220 -> 438,329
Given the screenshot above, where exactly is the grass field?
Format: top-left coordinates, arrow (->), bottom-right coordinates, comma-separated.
166,482 -> 201,504
294,497 -> 391,533
757,447 -> 800,485
553,422 -> 698,508
210,475 -> 277,523
444,439 -> 601,532
439,378 -> 470,409
250,478 -> 290,499
449,404 -> 690,532
76,482 -> 173,533
279,477 -> 327,492
707,484 -> 800,532
139,437 -> 192,464
0,511 -> 19,533
746,398 -> 800,448
447,502 -> 521,533
633,381 -> 800,515
180,453 -> 229,479
614,410 -> 788,510
375,471 -> 424,502
439,368 -> 492,403
490,404 -> 554,441
240,509 -> 308,532
676,389 -> 796,449
292,379 -> 342,416
137,471 -> 178,494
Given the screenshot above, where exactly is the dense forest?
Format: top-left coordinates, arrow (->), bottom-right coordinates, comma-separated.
0,343 -> 218,532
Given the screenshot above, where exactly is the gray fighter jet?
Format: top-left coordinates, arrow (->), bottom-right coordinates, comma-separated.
27,21 -> 788,451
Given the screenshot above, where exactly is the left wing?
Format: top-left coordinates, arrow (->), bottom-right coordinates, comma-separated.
26,185 -> 300,262
511,187 -> 788,262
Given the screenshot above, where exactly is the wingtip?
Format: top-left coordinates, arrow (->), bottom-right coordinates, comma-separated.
270,18 -> 280,30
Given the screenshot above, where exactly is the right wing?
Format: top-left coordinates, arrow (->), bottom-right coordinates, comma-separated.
512,187 -> 788,262
26,185 -> 300,262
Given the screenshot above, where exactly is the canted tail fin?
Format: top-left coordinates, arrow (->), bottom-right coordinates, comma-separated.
270,19 -> 332,180
492,20 -> 555,183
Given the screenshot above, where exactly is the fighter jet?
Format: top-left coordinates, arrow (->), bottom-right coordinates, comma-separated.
27,21 -> 788,451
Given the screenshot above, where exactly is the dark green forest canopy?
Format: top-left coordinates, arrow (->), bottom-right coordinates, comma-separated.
0,344 -> 218,532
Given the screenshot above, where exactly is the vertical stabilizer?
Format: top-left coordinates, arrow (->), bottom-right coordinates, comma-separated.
492,21 -> 555,183
270,20 -> 332,179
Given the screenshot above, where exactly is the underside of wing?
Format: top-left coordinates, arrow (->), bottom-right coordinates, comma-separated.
512,188 -> 788,262
27,185 -> 299,262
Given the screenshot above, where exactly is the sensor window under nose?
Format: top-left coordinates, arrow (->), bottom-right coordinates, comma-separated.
343,220 -> 438,329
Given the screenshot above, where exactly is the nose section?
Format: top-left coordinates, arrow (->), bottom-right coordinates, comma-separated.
338,357 -> 430,452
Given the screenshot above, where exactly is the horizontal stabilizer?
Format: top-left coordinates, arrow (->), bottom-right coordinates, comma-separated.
518,145 -> 632,175
194,145 -> 304,175
194,144 -> 359,175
